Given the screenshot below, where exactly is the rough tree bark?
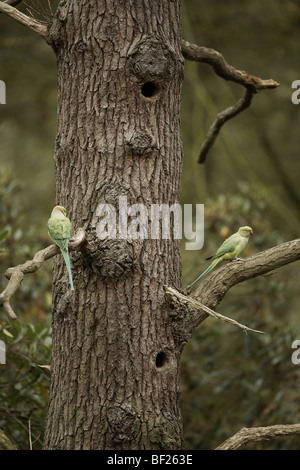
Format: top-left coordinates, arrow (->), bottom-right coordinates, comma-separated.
2,0 -> 298,452
43,0 -> 184,450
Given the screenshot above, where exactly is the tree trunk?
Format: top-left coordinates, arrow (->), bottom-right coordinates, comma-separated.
44,0 -> 184,450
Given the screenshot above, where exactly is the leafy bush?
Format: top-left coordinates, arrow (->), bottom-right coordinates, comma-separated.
181,184 -> 300,449
0,320 -> 51,450
0,173 -> 52,449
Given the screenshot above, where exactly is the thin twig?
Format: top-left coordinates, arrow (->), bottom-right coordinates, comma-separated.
216,423 -> 300,450
28,419 -> 32,450
181,39 -> 279,163
181,40 -> 279,91
0,1 -> 48,37
198,88 -> 253,163
23,0 -> 54,24
0,228 -> 86,320
1,0 -> 22,7
0,406 -> 42,446
164,285 -> 264,335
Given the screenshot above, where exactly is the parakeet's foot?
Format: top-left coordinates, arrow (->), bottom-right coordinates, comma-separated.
236,257 -> 244,261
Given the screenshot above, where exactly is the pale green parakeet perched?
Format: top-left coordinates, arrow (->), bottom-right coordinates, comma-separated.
48,205 -> 74,291
187,226 -> 253,289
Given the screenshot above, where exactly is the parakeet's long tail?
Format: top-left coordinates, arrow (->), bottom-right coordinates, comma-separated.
61,248 -> 74,291
187,257 -> 223,289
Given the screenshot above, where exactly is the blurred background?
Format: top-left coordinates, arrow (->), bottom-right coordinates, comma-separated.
0,0 -> 300,450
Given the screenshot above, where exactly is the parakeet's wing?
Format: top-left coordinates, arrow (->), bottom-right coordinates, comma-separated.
48,217 -> 71,251
211,235 -> 241,259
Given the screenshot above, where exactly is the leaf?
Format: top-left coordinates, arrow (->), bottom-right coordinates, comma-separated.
2,328 -> 13,339
38,364 -> 51,372
0,229 -> 9,244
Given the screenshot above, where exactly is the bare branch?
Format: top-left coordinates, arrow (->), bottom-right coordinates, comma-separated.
198,88 -> 253,163
181,40 -> 279,91
28,419 -> 32,451
181,39 -> 279,163
0,229 -> 87,320
0,428 -> 18,450
216,423 -> 300,450
164,285 -> 264,336
190,239 -> 300,331
0,1 -> 48,38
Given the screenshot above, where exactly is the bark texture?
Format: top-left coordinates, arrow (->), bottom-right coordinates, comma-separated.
44,0 -> 184,450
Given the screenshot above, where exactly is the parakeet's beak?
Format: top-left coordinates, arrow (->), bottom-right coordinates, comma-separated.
250,230 -> 253,235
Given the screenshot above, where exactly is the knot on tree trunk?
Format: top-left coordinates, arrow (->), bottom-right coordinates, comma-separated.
85,235 -> 134,279
126,131 -> 159,157
106,404 -> 142,448
129,36 -> 180,99
129,36 -> 176,80
148,412 -> 183,450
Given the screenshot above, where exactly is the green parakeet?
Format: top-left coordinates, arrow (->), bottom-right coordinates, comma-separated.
187,226 -> 253,289
48,205 -> 74,291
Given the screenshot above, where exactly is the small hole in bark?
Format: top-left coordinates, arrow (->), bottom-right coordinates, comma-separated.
141,81 -> 158,98
155,351 -> 167,368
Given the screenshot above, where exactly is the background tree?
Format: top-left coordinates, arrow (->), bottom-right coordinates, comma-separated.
1,2 -> 297,447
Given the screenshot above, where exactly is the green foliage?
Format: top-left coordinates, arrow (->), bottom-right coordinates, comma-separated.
180,1 -> 300,447
0,319 -> 51,450
0,4 -> 57,225
182,320 -> 300,450
0,229 -> 10,256
0,173 -> 52,449
181,0 -> 300,237
181,188 -> 300,450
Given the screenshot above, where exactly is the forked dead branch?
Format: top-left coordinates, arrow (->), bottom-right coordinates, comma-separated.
181,39 -> 280,163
